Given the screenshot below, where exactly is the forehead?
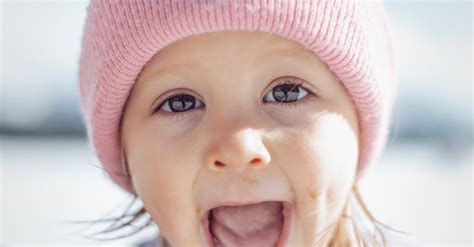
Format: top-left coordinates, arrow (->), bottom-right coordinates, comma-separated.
138,30 -> 322,82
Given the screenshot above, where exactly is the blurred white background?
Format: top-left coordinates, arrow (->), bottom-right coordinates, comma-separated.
1,0 -> 472,246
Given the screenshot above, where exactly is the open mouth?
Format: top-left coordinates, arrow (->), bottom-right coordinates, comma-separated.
201,201 -> 291,247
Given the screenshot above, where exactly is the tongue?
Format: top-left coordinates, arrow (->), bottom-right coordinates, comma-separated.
209,201 -> 283,247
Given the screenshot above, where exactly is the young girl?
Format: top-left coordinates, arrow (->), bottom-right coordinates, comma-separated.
78,0 -> 404,246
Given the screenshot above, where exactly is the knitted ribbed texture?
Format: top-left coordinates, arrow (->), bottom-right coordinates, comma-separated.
79,0 -> 397,194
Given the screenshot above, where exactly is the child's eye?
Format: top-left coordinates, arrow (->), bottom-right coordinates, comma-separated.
262,78 -> 315,108
152,77 -> 316,119
152,93 -> 205,120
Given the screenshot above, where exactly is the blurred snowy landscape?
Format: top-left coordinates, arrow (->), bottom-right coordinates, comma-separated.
1,1 -> 472,246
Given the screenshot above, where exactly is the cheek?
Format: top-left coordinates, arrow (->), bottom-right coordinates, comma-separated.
271,111 -> 358,220
125,133 -> 200,234
312,113 -> 359,209
276,111 -> 358,189
127,122 -> 201,196
315,113 -> 359,184
310,113 -> 358,219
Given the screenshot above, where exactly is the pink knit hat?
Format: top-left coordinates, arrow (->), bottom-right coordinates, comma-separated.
79,0 -> 398,194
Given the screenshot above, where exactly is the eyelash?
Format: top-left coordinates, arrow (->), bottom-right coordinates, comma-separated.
151,77 -> 317,121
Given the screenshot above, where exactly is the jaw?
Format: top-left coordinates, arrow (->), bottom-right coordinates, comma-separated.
200,201 -> 293,247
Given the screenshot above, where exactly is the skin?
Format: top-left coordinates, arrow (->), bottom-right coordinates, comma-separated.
121,30 -> 360,246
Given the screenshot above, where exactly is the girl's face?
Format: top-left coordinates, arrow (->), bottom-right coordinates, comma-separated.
121,31 -> 359,246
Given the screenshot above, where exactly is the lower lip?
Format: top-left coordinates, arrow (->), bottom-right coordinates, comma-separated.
200,202 -> 292,247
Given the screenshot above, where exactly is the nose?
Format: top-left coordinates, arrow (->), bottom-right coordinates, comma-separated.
205,128 -> 271,172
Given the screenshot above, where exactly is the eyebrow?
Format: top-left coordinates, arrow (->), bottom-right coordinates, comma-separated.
148,45 -> 316,77
258,43 -> 317,59
143,46 -> 320,95
146,62 -> 199,80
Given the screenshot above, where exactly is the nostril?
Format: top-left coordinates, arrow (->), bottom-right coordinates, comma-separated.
215,161 -> 225,167
213,158 -> 263,169
250,158 -> 261,165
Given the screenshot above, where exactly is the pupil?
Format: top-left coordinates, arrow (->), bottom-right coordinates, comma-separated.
273,84 -> 299,102
169,94 -> 195,112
